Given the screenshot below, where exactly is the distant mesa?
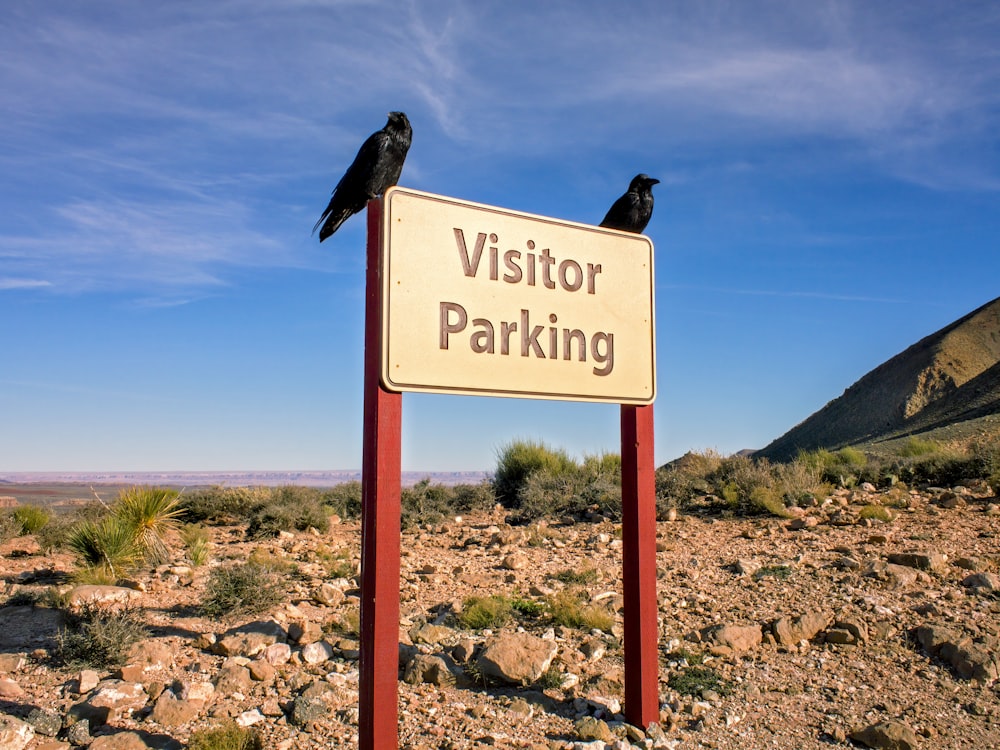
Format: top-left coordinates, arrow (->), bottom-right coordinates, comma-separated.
758,295 -> 1000,461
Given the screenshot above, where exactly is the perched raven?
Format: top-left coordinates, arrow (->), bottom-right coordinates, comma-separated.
314,111 -> 412,242
599,174 -> 659,234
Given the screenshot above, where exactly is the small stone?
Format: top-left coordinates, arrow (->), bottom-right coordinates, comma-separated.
151,693 -> 201,728
501,552 -> 530,570
301,640 -> 334,665
313,582 -> 345,607
575,716 -> 615,743
849,719 -> 920,750
290,695 -> 329,728
248,658 -> 276,682
78,670 -> 100,694
0,678 -> 24,698
236,709 -> 265,727
65,719 -> 92,746
26,707 -> 62,737
0,715 -> 35,750
264,642 -> 292,665
961,571 -> 1000,592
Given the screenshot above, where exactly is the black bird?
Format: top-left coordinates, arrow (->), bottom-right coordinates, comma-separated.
599,173 -> 659,234
313,111 -> 412,242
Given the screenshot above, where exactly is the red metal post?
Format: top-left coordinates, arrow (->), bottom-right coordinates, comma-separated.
621,403 -> 659,728
359,198 -> 402,750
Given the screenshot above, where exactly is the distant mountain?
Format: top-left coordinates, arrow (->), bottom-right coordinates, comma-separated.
758,296 -> 1000,461
0,470 -> 489,488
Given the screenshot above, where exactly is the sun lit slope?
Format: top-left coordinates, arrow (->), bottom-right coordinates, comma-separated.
759,296 -> 1000,461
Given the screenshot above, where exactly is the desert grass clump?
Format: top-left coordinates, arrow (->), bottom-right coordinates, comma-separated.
314,544 -> 355,579
859,504 -> 894,522
0,513 -> 20,544
493,439 -> 576,508
332,605 -> 361,637
181,524 -> 211,567
667,665 -> 732,697
458,595 -> 513,630
550,566 -> 599,585
546,590 -> 614,633
13,504 -> 51,535
187,722 -> 262,750
56,603 -> 148,669
201,562 -> 284,620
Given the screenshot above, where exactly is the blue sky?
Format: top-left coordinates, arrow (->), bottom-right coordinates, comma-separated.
2,1 -> 999,473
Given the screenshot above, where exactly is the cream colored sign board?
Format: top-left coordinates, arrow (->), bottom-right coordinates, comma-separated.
380,187 -> 656,404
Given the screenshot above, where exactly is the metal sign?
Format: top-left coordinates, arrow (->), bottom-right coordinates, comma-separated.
380,187 -> 656,404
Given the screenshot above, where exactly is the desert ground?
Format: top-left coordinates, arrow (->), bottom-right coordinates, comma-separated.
1,480 -> 999,749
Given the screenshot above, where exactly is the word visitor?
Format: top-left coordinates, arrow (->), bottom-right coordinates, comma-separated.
439,229 -> 616,376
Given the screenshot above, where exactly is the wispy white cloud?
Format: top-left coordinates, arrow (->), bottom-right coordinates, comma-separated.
0,278 -> 51,291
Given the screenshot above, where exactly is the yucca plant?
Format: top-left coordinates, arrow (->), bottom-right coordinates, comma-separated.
67,516 -> 142,580
114,486 -> 183,565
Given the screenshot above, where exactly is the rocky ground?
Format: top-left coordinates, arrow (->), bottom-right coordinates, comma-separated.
1,482 -> 999,749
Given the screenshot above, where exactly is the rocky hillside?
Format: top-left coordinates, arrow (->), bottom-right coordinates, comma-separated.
1,486 -> 1000,748
759,296 -> 1000,461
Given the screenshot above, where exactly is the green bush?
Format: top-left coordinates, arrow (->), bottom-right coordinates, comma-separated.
667,665 -> 732,697
201,562 -> 284,619
13,504 -> 50,534
897,437 -> 940,457
550,567 -> 599,585
322,481 -> 362,520
187,722 -> 262,750
56,603 -> 148,669
493,439 -> 576,508
546,590 -> 614,632
178,486 -> 271,525
859,504 -> 893,522
246,486 -> 330,538
181,524 -> 211,566
514,456 -> 621,522
0,513 -> 19,544
401,478 -> 454,529
449,481 -> 497,513
458,595 -> 513,630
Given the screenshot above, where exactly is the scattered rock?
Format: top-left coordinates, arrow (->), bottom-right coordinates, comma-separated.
150,692 -> 201,727
0,715 -> 34,750
849,719 -> 920,750
64,585 -> 142,611
887,551 -> 947,572
25,707 -> 61,737
403,653 -> 460,687
914,623 -> 1000,684
961,571 -> 1000,592
574,716 -> 615,743
771,611 -> 832,647
700,623 -> 763,655
477,632 -> 558,684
